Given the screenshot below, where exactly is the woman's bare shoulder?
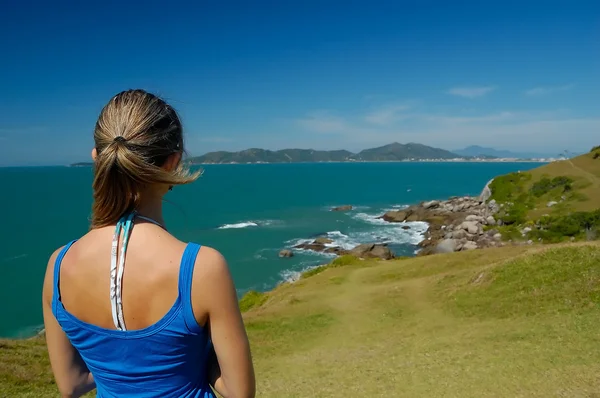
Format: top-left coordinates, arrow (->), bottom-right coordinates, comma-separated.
194,246 -> 229,277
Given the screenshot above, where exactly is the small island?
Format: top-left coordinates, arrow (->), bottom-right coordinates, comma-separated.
69,162 -> 94,167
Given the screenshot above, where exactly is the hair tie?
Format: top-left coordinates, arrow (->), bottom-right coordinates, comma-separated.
113,136 -> 127,143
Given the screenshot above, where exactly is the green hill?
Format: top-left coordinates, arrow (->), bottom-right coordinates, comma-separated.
354,142 -> 459,161
5,242 -> 600,397
188,143 -> 460,164
488,147 -> 600,242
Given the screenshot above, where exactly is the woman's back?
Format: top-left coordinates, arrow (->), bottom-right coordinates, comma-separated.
52,224 -> 214,397
42,90 -> 255,398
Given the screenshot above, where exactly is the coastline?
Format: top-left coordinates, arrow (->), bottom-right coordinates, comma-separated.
62,159 -> 551,167
4,161 -> 542,339
190,159 -> 552,165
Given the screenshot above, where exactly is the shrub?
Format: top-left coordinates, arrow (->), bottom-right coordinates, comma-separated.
489,172 -> 531,203
501,203 -> 528,225
530,176 -> 574,197
531,209 -> 600,242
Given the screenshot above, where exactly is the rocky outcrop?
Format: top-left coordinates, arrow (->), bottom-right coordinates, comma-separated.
332,205 -> 353,212
349,243 -> 395,260
292,237 -> 394,260
380,195 -> 504,255
279,249 -> 294,258
479,179 -> 494,202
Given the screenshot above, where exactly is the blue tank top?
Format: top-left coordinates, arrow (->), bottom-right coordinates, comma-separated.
52,240 -> 216,398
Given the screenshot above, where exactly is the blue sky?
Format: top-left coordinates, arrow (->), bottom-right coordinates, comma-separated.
0,1 -> 598,165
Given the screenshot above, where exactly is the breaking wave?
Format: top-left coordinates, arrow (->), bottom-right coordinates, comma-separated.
217,219 -> 282,230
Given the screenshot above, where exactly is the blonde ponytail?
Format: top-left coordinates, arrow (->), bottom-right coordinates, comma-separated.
91,90 -> 199,228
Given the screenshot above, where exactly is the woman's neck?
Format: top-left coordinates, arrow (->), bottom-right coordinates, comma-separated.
134,195 -> 165,227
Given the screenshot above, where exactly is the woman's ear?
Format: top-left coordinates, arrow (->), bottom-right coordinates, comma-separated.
91,148 -> 98,161
163,152 -> 182,172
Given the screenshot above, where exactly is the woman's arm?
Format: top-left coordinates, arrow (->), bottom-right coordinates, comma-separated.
42,249 -> 96,398
195,247 -> 255,398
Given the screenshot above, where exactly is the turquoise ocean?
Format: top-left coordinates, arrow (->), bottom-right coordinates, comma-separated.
0,162 -> 543,338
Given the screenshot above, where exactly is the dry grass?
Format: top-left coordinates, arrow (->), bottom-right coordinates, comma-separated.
3,242 -> 600,397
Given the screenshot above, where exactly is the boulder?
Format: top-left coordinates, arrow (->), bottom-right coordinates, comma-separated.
314,237 -> 333,245
294,242 -> 326,252
465,215 -> 483,222
401,225 -> 411,230
279,249 -> 294,258
350,243 -> 394,260
381,210 -> 408,223
324,247 -> 345,255
332,205 -> 353,212
522,227 -> 532,235
422,200 -> 440,209
547,201 -> 558,207
486,216 -> 496,226
452,229 -> 467,240
461,241 -> 478,251
460,221 -> 479,235
406,214 -> 421,222
435,239 -> 457,254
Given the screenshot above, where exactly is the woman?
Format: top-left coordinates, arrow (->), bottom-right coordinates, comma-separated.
42,89 -> 255,398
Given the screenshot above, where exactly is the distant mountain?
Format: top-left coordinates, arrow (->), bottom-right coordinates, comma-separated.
354,142 -> 459,161
190,148 -> 354,164
188,143 -> 461,164
453,146 -> 551,159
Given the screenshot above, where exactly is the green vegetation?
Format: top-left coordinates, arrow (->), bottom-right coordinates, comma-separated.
300,255 -> 363,280
488,171 -> 531,203
529,210 -> 600,243
488,150 -> 600,240
188,142 -> 461,164
6,243 -> 600,396
530,176 -> 573,197
239,290 -> 269,312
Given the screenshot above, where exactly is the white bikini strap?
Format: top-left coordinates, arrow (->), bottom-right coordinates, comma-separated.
110,215 -> 126,330
110,212 -> 165,331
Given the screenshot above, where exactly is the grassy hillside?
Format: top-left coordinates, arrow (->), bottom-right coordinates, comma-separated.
4,242 -> 600,397
488,148 -> 600,242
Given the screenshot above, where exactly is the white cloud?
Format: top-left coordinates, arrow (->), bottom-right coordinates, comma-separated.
287,105 -> 598,153
524,84 -> 575,96
295,111 -> 346,133
447,86 -> 497,98
365,104 -> 411,125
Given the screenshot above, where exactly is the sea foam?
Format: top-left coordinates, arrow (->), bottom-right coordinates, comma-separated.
217,219 -> 282,230
218,222 -> 258,229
